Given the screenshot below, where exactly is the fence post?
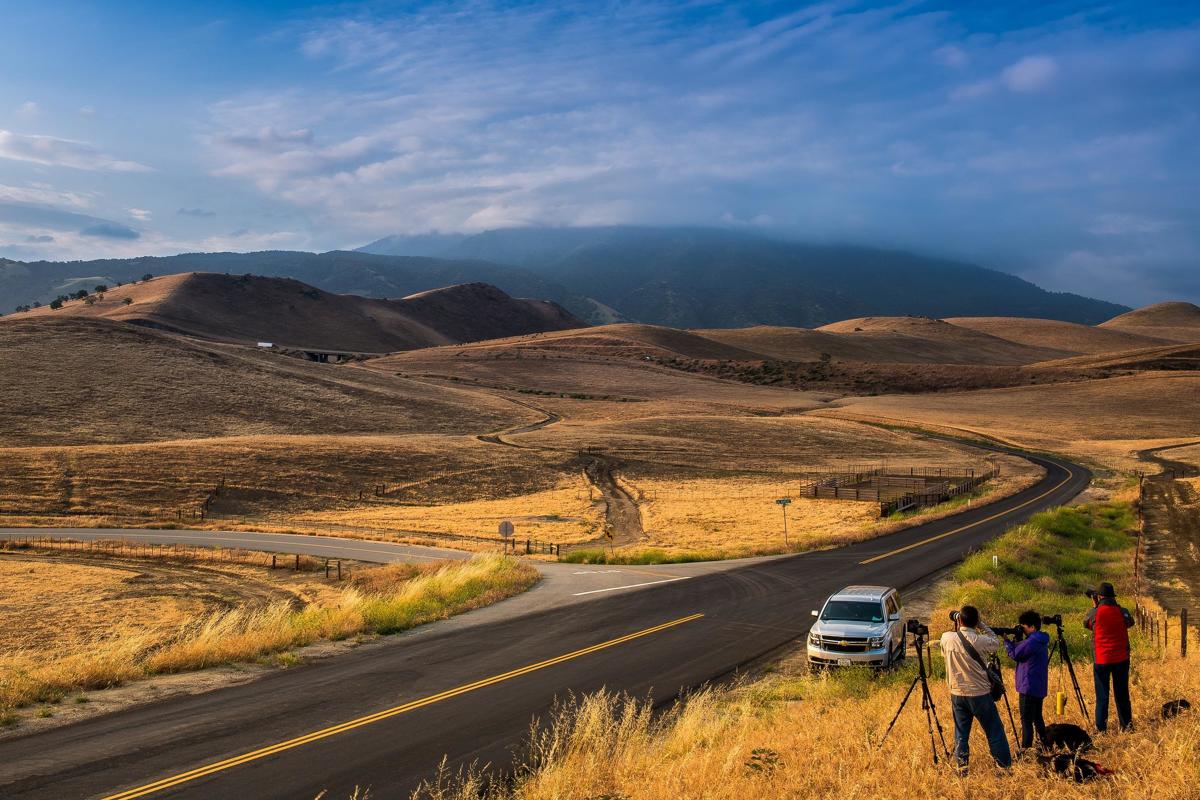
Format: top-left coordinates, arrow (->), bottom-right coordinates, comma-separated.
337,561 -> 342,581
1182,609 -> 1188,658
294,554 -> 300,571
1165,612 -> 1169,653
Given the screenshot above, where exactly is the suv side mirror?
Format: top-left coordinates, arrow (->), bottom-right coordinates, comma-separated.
811,609 -> 819,617
889,612 -> 900,621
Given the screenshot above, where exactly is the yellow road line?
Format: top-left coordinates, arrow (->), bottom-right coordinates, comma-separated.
101,612 -> 705,800
858,470 -> 1074,565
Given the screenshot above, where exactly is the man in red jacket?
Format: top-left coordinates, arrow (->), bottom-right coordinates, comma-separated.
1083,582 -> 1135,732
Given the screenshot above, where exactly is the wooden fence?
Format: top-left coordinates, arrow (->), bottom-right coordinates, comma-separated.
1134,601 -> 1193,658
878,466 -> 1000,517
0,535 -> 353,580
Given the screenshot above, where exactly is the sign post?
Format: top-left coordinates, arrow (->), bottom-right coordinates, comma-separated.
499,520 -> 514,553
776,498 -> 792,547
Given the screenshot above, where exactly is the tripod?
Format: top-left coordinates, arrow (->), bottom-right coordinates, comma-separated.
879,633 -> 950,764
1049,620 -> 1089,724
988,652 -> 1022,750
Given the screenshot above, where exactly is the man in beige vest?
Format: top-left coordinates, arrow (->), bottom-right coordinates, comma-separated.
938,604 -> 1012,773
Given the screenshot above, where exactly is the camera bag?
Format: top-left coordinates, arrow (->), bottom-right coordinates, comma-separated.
956,629 -> 1006,700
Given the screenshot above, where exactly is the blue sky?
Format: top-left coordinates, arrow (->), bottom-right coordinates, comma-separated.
0,1 -> 1197,304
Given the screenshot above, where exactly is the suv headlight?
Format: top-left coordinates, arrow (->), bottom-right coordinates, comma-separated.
869,636 -> 886,649
808,631 -> 820,647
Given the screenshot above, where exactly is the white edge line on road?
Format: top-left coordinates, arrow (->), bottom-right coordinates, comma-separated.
572,576 -> 691,596
0,531 -> 448,561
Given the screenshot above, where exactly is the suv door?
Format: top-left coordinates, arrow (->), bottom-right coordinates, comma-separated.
885,593 -> 902,657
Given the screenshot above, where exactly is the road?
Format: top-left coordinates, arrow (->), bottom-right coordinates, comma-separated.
0,451 -> 1089,800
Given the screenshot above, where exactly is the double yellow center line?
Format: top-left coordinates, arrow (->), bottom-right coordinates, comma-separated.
102,612 -> 705,800
858,469 -> 1073,565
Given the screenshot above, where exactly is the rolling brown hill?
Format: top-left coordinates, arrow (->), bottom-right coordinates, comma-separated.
810,316 -> 1071,364
1099,302 -> 1200,343
944,316 -> 1169,354
400,323 -> 765,361
17,273 -> 584,352
1031,342 -> 1200,371
0,316 -> 525,446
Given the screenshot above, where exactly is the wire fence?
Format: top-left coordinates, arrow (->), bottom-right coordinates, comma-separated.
0,535 -> 354,580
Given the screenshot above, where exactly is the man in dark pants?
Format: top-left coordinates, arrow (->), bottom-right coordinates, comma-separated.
939,605 -> 1012,773
1004,610 -> 1050,750
1084,582 -> 1135,732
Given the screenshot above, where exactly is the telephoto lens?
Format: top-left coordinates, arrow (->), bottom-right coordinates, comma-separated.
948,610 -> 960,623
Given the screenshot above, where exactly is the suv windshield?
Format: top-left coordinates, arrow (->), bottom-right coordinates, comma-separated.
821,600 -> 885,623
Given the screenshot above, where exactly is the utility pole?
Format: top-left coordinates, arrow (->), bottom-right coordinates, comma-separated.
776,497 -> 792,547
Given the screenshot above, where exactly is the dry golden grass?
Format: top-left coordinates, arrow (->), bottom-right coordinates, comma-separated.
820,373 -> 1200,470
518,413 -> 990,473
0,433 -> 572,520
0,558 -> 208,657
292,478 -> 605,544
416,656 -> 1199,800
627,461 -> 1039,554
944,316 -> 1170,354
0,554 -> 536,713
0,317 -> 526,446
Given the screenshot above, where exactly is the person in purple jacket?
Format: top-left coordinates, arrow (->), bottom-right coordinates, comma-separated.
1004,609 -> 1051,750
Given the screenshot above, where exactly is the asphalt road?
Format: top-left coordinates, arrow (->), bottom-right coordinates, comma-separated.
0,450 -> 1089,800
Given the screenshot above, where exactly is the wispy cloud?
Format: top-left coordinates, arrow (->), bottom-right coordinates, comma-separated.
0,130 -> 151,172
1,1 -> 1197,305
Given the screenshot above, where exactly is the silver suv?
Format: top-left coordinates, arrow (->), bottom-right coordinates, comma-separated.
807,585 -> 905,668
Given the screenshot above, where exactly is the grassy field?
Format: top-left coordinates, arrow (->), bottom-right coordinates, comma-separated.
414,499 -> 1200,800
0,317 -> 528,447
0,434 -> 575,519
291,478 -> 605,544
820,372 -> 1200,471
623,454 -> 1038,554
0,552 -> 536,720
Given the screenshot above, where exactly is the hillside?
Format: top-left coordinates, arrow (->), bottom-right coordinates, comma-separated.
944,316 -> 1169,354
0,316 -> 524,446
697,322 -> 1068,365
0,250 -> 601,322
1031,342 -> 1200,371
810,316 -> 1070,364
1099,301 -> 1200,343
17,273 -> 584,351
360,226 -> 1128,327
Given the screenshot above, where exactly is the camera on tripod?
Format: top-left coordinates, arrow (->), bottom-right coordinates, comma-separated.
991,624 -> 1024,639
905,618 -> 929,638
1042,613 -> 1063,627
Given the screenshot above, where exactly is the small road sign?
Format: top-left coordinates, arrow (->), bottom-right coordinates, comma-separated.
776,498 -> 792,546
499,520 -> 515,538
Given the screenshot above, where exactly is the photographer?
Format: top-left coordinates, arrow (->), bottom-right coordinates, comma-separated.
1003,610 -> 1050,750
939,605 -> 1012,773
1084,582 -> 1135,732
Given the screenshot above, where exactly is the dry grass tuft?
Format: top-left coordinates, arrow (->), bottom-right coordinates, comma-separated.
0,555 -> 536,712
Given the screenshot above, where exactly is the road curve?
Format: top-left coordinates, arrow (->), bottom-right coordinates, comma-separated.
0,451 -> 1090,800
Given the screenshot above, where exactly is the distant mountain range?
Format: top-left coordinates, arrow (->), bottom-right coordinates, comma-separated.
362,227 -> 1128,326
2,227 -> 1128,326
